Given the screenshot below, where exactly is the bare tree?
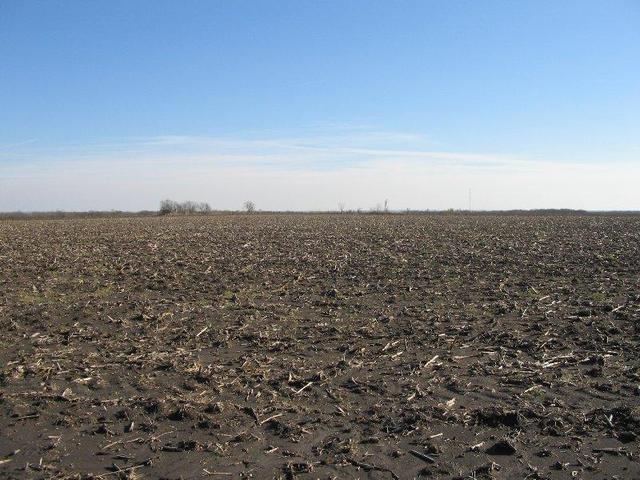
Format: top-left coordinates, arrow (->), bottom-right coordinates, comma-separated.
338,202 -> 345,213
159,199 -> 212,215
159,199 -> 178,215
243,201 -> 256,213
181,201 -> 197,214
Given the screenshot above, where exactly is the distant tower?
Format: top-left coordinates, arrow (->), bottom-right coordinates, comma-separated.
384,199 -> 389,213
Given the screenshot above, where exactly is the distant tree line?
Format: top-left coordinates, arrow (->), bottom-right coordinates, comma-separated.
0,210 -> 158,220
4,206 -> 634,221
159,199 -> 212,215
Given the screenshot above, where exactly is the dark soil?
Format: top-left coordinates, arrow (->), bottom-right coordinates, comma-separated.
1,214 -> 639,479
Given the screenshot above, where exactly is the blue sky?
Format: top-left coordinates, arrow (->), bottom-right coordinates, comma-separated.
1,1 -> 639,211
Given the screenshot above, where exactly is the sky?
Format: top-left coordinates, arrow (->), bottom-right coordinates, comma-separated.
1,1 -> 639,211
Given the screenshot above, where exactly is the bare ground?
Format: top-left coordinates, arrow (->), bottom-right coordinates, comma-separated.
0,214 -> 639,479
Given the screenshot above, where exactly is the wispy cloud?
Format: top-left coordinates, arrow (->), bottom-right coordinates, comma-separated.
1,126 -> 639,211
0,139 -> 38,150
0,129 -> 524,170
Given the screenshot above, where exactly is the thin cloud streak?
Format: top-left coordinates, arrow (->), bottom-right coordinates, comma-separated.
1,131 -> 528,170
1,129 -> 638,211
